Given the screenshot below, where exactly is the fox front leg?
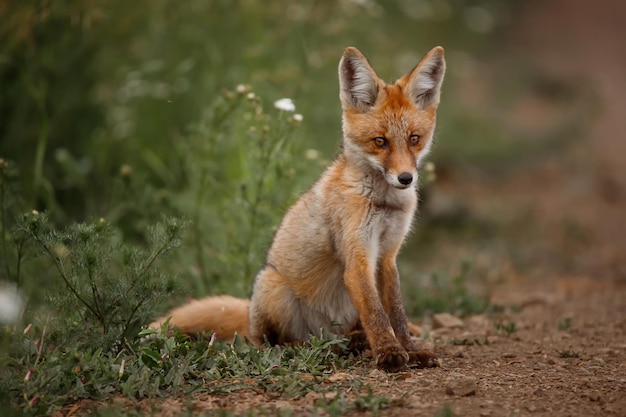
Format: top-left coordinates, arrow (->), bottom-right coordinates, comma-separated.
343,254 -> 408,372
377,253 -> 438,368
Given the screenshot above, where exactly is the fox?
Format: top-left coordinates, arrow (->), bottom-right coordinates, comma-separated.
151,46 -> 446,372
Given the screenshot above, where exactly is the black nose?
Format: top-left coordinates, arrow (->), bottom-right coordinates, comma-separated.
398,172 -> 413,185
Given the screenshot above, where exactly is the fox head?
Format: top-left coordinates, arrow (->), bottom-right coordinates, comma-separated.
338,46 -> 445,189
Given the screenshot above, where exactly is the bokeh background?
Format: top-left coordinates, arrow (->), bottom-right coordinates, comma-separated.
1,0 -> 625,322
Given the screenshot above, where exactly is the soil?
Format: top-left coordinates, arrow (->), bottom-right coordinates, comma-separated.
65,1 -> 626,416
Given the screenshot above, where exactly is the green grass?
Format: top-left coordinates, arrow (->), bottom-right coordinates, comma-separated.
5,325 -> 355,415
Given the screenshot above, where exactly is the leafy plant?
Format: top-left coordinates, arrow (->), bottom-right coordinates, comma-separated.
17,212 -> 182,352
174,89 -> 311,296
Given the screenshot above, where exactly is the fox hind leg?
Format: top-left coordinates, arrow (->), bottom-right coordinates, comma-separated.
249,266 -> 306,346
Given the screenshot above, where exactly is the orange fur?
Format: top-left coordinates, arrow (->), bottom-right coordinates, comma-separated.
150,295 -> 250,341
151,46 -> 446,371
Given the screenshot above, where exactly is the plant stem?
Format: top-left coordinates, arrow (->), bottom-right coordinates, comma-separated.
143,230 -> 177,271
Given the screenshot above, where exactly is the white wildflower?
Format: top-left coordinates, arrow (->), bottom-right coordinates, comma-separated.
274,98 -> 296,112
292,113 -> 303,123
236,84 -> 251,94
305,149 -> 320,160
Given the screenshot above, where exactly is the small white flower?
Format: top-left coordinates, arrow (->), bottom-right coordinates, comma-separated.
292,113 -> 303,122
274,98 -> 296,112
305,149 -> 319,160
246,92 -> 256,100
235,84 -> 249,93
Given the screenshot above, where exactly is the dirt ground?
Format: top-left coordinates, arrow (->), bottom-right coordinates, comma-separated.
115,282 -> 625,417
71,2 -> 626,416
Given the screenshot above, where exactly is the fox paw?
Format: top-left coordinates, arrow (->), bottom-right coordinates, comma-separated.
407,349 -> 440,368
375,343 -> 409,372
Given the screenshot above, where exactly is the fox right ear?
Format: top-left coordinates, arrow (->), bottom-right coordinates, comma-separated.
402,46 -> 446,109
338,47 -> 380,111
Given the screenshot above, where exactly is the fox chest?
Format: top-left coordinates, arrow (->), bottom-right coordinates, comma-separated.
361,204 -> 414,263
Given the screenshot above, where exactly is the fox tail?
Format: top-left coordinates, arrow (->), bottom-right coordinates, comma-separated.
149,295 -> 250,342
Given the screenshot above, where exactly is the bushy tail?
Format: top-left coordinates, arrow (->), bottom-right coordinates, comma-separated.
149,295 -> 250,342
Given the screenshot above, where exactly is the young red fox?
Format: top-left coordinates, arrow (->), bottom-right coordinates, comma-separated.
151,46 -> 446,371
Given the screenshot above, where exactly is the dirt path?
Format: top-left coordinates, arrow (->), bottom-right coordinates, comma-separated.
93,283 -> 626,416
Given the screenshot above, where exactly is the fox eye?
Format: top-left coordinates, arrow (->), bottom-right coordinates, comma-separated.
373,137 -> 387,148
409,134 -> 421,146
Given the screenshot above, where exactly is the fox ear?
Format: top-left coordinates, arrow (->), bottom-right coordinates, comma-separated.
339,47 -> 380,111
402,46 -> 446,108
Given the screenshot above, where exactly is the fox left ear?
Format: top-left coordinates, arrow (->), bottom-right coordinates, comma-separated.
338,47 -> 380,112
402,46 -> 446,109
